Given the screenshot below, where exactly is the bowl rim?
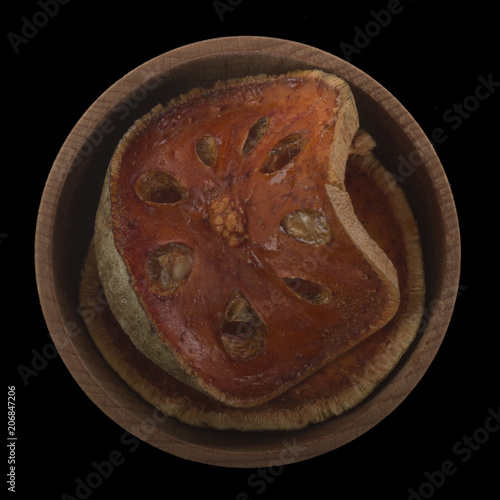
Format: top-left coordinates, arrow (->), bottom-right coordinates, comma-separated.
34,35 -> 460,467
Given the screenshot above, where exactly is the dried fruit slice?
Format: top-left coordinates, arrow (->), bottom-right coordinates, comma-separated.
94,70 -> 400,407
80,140 -> 424,430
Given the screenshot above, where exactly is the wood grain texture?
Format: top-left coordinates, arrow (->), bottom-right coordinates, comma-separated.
34,36 -> 460,467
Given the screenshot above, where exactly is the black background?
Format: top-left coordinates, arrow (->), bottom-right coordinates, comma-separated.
4,0 -> 498,498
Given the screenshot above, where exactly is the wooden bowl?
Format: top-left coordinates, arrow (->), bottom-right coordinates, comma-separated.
35,36 -> 460,467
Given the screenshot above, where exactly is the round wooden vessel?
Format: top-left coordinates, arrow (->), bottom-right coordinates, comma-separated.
35,36 -> 460,467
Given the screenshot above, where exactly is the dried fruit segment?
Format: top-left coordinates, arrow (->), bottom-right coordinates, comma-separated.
280,208 -> 331,245
243,117 -> 269,155
282,277 -> 332,304
195,135 -> 218,167
95,69 -> 400,407
220,290 -> 268,360
135,171 -> 188,205
261,132 -> 306,174
145,243 -> 193,297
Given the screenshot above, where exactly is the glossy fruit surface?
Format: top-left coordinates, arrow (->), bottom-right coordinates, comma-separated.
100,71 -> 400,406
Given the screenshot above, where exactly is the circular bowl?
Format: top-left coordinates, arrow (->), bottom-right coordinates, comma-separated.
35,36 -> 460,467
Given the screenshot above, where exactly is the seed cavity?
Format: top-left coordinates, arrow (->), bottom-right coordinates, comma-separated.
145,243 -> 194,296
220,290 -> 267,361
280,208 -> 331,245
242,117 -> 269,155
282,277 -> 332,304
261,132 -> 306,174
135,171 -> 188,205
195,134 -> 218,167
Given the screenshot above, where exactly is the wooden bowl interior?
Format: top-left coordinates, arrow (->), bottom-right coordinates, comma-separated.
38,39 -> 459,467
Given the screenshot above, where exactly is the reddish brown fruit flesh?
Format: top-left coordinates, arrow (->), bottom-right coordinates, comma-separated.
108,73 -> 399,405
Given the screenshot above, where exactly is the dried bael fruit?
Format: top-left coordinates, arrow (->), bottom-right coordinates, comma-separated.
80,135 -> 425,431
94,70 -> 401,408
